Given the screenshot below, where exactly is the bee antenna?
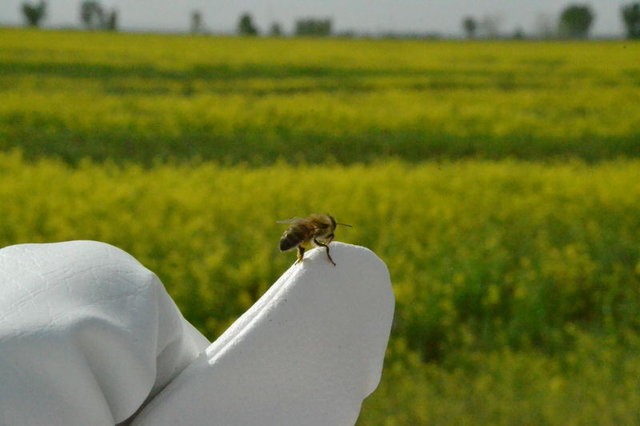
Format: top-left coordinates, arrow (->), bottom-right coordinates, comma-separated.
337,222 -> 352,228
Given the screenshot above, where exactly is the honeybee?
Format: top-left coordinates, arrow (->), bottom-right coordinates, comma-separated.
278,214 -> 351,266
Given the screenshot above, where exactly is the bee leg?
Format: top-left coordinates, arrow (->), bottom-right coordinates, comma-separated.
314,239 -> 336,266
296,245 -> 305,263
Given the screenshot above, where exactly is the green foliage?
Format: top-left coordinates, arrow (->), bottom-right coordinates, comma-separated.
295,18 -> 332,37
360,333 -> 640,425
79,1 -> 117,31
1,29 -> 640,165
21,1 -> 46,27
237,13 -> 259,36
559,5 -> 595,39
622,2 -> 640,39
462,17 -> 477,39
2,153 -> 640,423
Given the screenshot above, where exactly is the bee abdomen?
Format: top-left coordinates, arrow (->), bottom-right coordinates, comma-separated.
279,228 -> 306,251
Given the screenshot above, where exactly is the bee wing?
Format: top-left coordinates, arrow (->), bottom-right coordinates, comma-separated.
276,217 -> 302,225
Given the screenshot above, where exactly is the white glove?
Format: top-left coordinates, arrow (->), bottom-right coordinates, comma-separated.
0,241 -> 394,426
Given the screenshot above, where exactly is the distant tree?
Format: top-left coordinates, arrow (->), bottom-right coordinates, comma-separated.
294,18 -> 332,37
104,9 -> 118,31
80,0 -> 104,30
191,10 -> 203,34
237,13 -> 259,36
462,17 -> 477,39
80,1 -> 117,31
512,27 -> 526,40
559,4 -> 594,39
622,2 -> 640,39
269,22 -> 283,37
21,1 -> 46,27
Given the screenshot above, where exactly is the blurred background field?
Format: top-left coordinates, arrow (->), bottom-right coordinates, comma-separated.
2,30 -> 640,164
1,28 -> 640,424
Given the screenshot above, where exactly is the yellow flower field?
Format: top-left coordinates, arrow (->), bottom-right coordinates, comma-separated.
1,28 -> 639,424
1,152 -> 639,424
1,29 -> 639,163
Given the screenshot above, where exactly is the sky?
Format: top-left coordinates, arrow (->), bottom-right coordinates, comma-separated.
0,1 -> 630,37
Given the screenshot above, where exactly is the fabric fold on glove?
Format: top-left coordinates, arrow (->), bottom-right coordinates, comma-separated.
133,242 -> 394,426
0,241 -> 209,426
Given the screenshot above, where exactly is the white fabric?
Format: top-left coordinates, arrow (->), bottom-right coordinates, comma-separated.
133,242 -> 394,425
0,241 -> 209,426
0,241 -> 394,426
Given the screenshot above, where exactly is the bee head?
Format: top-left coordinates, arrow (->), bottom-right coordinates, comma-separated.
328,215 -> 337,230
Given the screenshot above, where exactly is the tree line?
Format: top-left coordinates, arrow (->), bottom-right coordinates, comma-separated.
19,1 -> 640,40
228,13 -> 332,37
463,3 -> 640,39
21,0 -> 117,31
